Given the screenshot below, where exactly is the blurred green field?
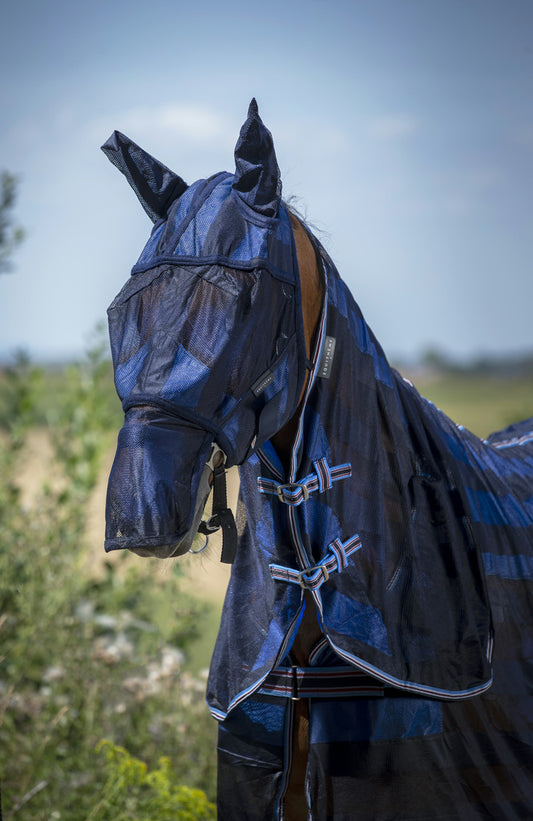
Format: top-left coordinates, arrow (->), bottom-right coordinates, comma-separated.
2,361 -> 531,442
409,372 -> 533,439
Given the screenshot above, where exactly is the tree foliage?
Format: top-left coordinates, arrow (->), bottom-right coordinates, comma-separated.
0,171 -> 25,273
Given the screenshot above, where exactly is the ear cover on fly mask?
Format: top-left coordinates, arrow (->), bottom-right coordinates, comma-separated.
232,98 -> 282,218
101,130 -> 189,222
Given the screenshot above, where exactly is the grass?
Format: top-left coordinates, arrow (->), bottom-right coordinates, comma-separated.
184,598 -> 224,674
411,373 -> 533,438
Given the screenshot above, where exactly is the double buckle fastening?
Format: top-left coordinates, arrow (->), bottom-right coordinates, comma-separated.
276,483 -> 310,504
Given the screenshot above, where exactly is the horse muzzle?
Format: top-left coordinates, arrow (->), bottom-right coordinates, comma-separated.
104,406 -> 219,558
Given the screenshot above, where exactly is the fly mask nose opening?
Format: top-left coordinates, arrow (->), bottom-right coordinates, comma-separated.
105,406 -> 215,557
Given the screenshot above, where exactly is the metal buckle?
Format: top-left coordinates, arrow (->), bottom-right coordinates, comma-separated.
276,483 -> 310,504
298,564 -> 329,590
291,665 -> 300,701
201,515 -> 222,533
189,534 -> 209,554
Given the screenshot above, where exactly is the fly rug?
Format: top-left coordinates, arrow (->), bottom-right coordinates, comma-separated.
102,101 -> 533,820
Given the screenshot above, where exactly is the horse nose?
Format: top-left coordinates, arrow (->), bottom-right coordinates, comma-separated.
104,407 -> 215,558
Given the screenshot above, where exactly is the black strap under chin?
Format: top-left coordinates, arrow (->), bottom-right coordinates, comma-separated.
198,464 -> 238,564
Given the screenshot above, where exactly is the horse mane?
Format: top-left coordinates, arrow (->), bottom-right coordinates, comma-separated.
270,211 -> 324,462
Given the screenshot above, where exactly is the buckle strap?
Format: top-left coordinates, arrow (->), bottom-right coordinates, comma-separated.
269,533 -> 362,591
257,458 -> 352,506
198,460 -> 238,565
259,665 -> 385,699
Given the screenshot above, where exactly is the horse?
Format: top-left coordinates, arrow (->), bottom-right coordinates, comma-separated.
102,100 -> 533,820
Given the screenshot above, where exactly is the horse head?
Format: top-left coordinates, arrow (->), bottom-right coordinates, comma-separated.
103,100 -> 316,558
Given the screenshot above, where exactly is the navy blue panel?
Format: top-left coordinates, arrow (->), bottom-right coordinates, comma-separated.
310,698 -> 443,743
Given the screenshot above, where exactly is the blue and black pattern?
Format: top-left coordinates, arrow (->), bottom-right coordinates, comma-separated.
103,101 -> 533,819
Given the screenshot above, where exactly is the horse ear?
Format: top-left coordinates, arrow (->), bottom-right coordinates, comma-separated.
232,99 -> 282,218
101,131 -> 188,223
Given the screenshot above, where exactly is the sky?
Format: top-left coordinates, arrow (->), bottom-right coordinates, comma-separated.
1,0 -> 532,364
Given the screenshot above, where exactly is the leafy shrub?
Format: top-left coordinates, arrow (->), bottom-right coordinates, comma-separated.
0,338 -> 217,819
90,741 -> 216,821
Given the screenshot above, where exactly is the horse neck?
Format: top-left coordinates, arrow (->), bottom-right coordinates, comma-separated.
271,214 -> 324,466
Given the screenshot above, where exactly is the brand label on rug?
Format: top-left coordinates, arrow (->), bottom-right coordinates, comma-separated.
318,336 -> 336,378
252,369 -> 275,396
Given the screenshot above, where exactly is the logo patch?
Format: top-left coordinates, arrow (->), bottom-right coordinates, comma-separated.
318,336 -> 336,379
252,369 -> 275,396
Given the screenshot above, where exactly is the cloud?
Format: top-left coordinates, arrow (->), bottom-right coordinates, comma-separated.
87,104 -> 235,148
366,115 -> 419,140
120,104 -> 230,142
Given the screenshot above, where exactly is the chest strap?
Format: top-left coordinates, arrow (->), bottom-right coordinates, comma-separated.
259,665 -> 385,700
269,533 -> 362,591
257,457 -> 352,506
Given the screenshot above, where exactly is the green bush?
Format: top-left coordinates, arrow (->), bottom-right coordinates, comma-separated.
90,741 -> 215,820
0,339 -> 217,819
